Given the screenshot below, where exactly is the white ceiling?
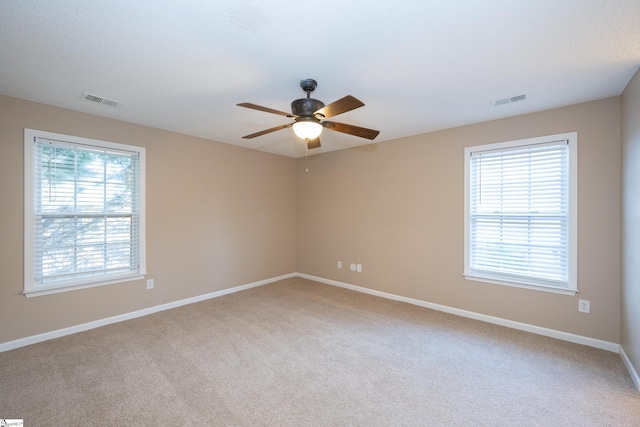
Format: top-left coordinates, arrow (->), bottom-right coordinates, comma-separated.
1,1 -> 639,158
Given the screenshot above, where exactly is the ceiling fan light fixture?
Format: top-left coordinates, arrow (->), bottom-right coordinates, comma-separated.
238,79 -> 379,147
292,120 -> 323,140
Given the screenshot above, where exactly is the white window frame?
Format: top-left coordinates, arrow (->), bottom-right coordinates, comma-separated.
463,132 -> 578,295
24,129 -> 146,297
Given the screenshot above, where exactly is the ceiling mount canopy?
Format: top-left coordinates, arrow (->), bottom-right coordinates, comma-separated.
237,79 -> 379,150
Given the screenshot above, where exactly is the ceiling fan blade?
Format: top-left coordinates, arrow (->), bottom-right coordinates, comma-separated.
314,95 -> 364,119
241,123 -> 291,139
306,137 -> 321,149
237,102 -> 295,117
323,121 -> 380,140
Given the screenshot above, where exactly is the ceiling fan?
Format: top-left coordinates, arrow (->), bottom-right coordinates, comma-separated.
237,79 -> 379,149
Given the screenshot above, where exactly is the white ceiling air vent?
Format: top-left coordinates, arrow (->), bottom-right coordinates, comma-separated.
491,93 -> 528,107
81,91 -> 122,108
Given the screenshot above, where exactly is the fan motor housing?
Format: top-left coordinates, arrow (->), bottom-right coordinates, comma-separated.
291,98 -> 325,117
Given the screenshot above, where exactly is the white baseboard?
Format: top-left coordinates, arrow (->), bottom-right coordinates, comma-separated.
0,273 -> 296,353
297,273 -> 621,353
620,346 -> 640,391
0,272 -> 625,359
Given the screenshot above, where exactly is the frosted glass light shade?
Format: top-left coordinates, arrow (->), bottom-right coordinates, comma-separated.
292,121 -> 323,140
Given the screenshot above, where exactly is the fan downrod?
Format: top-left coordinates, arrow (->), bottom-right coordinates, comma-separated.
292,79 -> 324,116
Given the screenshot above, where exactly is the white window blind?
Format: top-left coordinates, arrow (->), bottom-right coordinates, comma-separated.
25,129 -> 146,296
464,133 -> 577,293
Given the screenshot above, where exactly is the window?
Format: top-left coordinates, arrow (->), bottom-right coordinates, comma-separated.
24,129 -> 146,297
464,132 -> 577,295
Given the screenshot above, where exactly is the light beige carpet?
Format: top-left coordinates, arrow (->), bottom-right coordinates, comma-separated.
1,277 -> 639,426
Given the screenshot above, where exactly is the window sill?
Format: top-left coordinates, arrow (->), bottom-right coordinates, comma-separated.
463,273 -> 577,296
24,273 -> 146,298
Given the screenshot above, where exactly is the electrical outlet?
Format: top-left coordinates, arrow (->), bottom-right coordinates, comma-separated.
578,299 -> 590,313
146,279 -> 154,290
356,264 -> 362,272
337,261 -> 342,269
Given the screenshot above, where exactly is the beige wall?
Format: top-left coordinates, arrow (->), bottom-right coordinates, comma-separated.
297,97 -> 621,342
622,68 -> 640,375
0,95 -> 297,344
0,93 -> 625,346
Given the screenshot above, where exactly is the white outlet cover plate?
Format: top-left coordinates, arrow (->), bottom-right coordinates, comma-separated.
578,299 -> 590,313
